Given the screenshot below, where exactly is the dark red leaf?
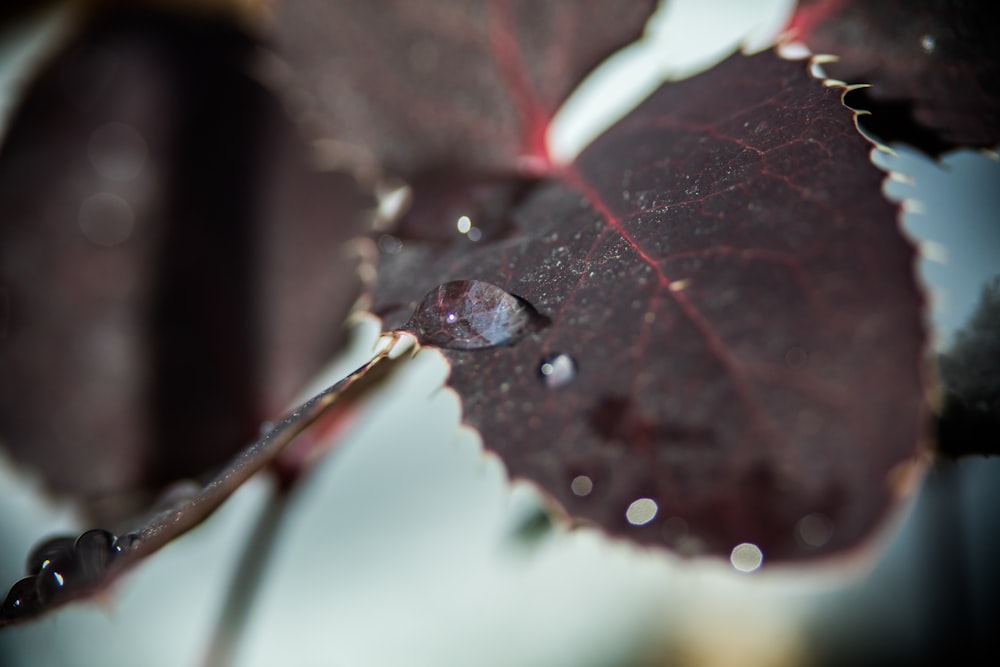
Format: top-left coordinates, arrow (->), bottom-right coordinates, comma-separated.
376,50 -> 929,563
787,0 -> 1000,153
0,9 -> 369,514
268,0 -> 657,177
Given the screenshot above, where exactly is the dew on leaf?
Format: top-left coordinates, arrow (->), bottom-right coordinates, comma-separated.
538,353 -> 577,389
34,549 -> 76,604
403,280 -> 547,350
0,577 -> 41,621
112,532 -> 141,554
570,475 -> 593,496
25,535 -> 75,576
74,529 -> 117,576
730,542 -> 764,572
625,498 -> 658,526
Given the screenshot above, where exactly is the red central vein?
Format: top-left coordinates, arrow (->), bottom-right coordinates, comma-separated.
564,165 -> 793,455
487,0 -> 552,168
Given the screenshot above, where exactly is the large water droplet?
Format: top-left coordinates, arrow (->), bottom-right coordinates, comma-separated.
74,529 -> 117,577
34,549 -> 76,604
25,536 -> 75,575
1,577 -> 40,620
538,353 -> 576,388
404,280 -> 546,350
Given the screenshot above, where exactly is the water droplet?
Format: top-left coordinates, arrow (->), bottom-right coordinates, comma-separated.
467,227 -> 482,242
35,549 -> 76,604
78,192 -> 134,247
730,542 -> 764,572
795,513 -> 833,548
404,280 -> 546,350
538,353 -> 576,389
74,529 -> 117,576
112,533 -> 141,554
88,122 -> 147,181
920,34 -> 936,54
456,215 -> 472,234
570,475 -> 593,496
25,536 -> 75,575
626,498 -> 658,526
1,577 -> 41,620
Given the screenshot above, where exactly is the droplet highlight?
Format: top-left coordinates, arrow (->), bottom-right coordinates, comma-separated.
538,353 -> 576,389
570,475 -> 593,496
626,498 -> 658,526
404,280 -> 546,350
730,543 -> 764,572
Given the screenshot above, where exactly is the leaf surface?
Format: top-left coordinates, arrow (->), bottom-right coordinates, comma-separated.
269,0 -> 657,177
376,50 -> 929,562
788,0 -> 1000,153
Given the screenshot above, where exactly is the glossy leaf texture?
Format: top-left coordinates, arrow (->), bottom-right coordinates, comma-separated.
0,7 -> 370,514
787,0 -> 1000,154
376,50 -> 929,563
269,0 -> 657,177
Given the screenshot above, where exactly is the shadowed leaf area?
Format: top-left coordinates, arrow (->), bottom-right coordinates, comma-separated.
0,7 -> 369,518
788,0 -> 1000,154
376,50 -> 928,562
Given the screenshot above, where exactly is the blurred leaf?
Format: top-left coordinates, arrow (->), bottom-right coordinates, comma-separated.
788,0 -> 1000,154
0,8 -> 370,514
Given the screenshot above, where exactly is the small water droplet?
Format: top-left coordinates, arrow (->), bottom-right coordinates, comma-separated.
25,536 -> 75,576
626,498 -> 658,526
538,353 -> 576,389
78,192 -> 134,247
570,475 -> 593,496
1,577 -> 41,620
74,529 -> 117,576
730,542 -> 764,572
404,280 -> 547,350
112,533 -> 141,554
456,215 -> 472,234
35,549 -> 76,604
467,227 -> 482,242
920,34 -> 936,54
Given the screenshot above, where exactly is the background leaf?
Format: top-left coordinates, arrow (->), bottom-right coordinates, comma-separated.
270,0 -> 657,176
787,0 -> 1000,154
